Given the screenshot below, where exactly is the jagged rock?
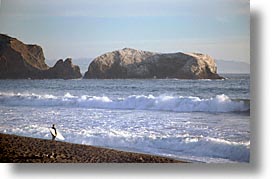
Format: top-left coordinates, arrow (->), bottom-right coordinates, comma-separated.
0,34 -> 82,79
45,58 -> 82,79
84,48 -> 223,79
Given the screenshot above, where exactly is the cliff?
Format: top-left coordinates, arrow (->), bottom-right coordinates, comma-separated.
84,48 -> 223,79
0,34 -> 82,79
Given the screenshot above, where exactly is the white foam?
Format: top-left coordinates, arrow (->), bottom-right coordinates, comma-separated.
64,130 -> 250,162
2,123 -> 250,162
0,92 -> 249,113
0,104 -> 250,163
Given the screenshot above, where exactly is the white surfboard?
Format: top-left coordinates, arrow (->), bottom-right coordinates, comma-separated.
49,128 -> 65,140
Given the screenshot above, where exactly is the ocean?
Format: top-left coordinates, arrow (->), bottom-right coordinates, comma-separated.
0,74 -> 250,163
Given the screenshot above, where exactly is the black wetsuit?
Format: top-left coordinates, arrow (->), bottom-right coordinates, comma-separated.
51,126 -> 57,140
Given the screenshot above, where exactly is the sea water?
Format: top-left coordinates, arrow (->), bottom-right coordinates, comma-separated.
0,74 -> 250,163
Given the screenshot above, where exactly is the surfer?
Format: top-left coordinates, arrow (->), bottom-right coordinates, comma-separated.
51,124 -> 57,141
49,124 -> 65,141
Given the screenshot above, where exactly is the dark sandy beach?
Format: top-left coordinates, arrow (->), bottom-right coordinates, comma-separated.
0,133 -> 187,163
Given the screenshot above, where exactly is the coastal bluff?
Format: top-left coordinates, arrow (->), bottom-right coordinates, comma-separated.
0,34 -> 81,79
84,48 -> 223,79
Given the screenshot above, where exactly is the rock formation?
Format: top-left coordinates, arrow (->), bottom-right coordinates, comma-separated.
1,34 -> 223,80
45,58 -> 82,79
0,34 -> 82,79
84,48 -> 223,79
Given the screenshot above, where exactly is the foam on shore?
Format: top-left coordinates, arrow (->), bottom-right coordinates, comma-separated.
0,133 -> 186,163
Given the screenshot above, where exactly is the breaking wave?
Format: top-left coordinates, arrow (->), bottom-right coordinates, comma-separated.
0,92 -> 250,113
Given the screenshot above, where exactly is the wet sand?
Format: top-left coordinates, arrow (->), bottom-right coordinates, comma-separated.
0,133 -> 187,163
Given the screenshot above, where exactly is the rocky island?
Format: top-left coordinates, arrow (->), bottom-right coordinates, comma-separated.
1,34 -> 223,80
84,48 -> 223,79
0,34 -> 81,79
43,58 -> 82,79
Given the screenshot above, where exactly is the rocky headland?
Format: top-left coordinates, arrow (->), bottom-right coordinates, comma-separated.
84,48 -> 223,79
0,34 -> 82,79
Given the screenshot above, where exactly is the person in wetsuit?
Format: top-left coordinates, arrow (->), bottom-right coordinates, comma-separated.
51,124 -> 57,141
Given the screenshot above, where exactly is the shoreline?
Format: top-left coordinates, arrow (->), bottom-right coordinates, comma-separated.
0,133 -> 188,163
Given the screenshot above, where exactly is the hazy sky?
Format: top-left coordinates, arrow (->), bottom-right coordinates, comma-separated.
0,0 -> 250,63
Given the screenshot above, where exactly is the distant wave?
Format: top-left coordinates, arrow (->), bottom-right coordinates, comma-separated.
0,92 -> 250,113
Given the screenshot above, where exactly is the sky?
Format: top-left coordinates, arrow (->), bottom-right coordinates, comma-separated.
0,0 -> 250,64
